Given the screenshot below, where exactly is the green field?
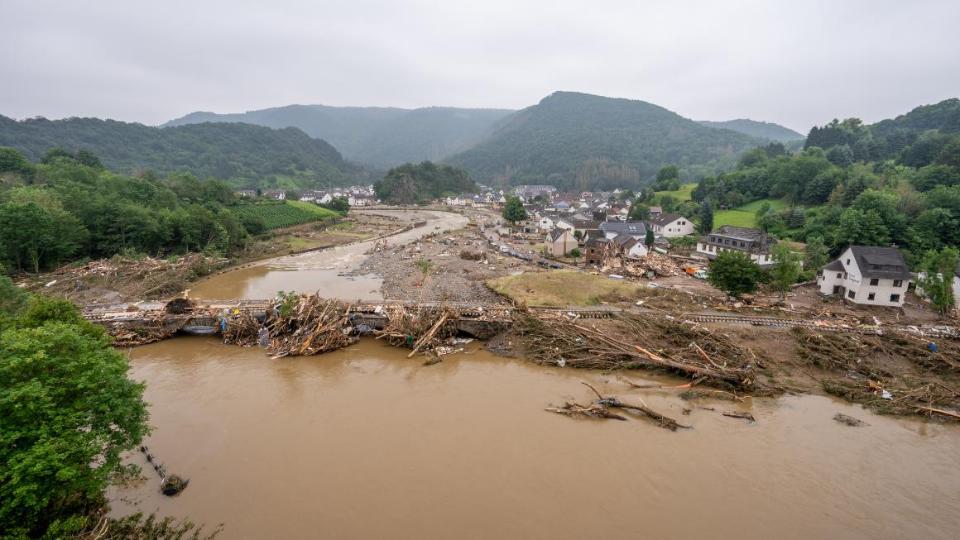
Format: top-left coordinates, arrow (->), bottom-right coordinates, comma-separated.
233,201 -> 339,230
653,183 -> 696,203
714,199 -> 787,229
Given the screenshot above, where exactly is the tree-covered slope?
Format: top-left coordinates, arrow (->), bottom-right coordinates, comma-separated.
165,104 -> 514,168
805,98 -> 960,162
698,119 -> 805,142
0,115 -> 358,187
444,92 -> 764,191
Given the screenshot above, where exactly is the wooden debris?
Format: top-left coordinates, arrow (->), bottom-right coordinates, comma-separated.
722,411 -> 756,422
547,381 -> 690,431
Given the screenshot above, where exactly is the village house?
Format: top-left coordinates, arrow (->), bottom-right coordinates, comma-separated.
649,206 -> 663,217
544,228 -> 576,257
916,263 -> 960,310
235,189 -> 257,198
696,225 -> 776,267
263,190 -> 286,200
584,236 -> 610,265
599,220 -> 647,240
818,246 -> 911,307
649,213 -> 694,238
613,234 -> 648,259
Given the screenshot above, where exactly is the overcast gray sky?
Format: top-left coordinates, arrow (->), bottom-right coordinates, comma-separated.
2,0 -> 958,132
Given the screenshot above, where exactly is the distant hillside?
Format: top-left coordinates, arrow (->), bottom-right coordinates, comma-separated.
698,119 -> 804,142
165,105 -> 514,168
0,115 -> 360,188
805,97 -> 960,162
445,91 -> 764,191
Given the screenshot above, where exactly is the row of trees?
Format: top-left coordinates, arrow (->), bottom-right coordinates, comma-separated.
0,147 -> 315,274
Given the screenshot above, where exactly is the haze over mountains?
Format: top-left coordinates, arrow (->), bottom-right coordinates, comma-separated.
165,105 -> 514,168
696,119 -> 805,142
2,90 -> 889,192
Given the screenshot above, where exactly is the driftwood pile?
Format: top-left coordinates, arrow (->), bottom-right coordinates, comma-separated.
262,296 -> 355,358
107,319 -> 186,347
376,304 -> 459,358
547,381 -> 691,431
516,312 -> 760,390
793,328 -> 960,420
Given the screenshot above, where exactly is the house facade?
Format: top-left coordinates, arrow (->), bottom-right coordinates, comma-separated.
649,213 -> 694,237
696,225 -> 776,267
817,246 -> 911,307
545,228 -> 576,257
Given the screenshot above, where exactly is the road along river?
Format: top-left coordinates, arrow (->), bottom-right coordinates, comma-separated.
110,210 -> 960,539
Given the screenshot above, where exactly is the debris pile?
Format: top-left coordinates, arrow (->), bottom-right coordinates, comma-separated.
377,305 -> 459,359
793,328 -> 960,419
516,312 -> 762,391
263,296 -> 355,358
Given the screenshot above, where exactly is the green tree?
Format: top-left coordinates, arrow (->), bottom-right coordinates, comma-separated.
321,196 -> 350,214
919,248 -> 959,315
502,196 -> 527,224
708,250 -> 761,297
645,228 -> 655,248
570,248 -> 581,262
0,300 -> 149,536
697,201 -> 714,234
804,235 -> 830,271
628,201 -> 650,221
769,244 -> 803,297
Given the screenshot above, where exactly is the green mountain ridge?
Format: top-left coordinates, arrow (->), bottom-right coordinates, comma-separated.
697,118 -> 805,142
0,115 -> 359,188
165,104 -> 515,168
444,91 -> 765,191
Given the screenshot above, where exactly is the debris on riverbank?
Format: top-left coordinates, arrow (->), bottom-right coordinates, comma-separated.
20,253 -> 228,304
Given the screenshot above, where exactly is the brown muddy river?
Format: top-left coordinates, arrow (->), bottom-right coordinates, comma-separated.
188,209 -> 468,301
115,338 -> 960,539
112,210 -> 960,539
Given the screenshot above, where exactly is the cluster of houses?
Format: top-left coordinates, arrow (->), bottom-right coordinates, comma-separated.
511,189 -> 940,309
236,186 -> 378,207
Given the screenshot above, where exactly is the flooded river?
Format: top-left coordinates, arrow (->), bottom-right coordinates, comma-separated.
115,338 -> 960,539
188,209 -> 468,300
113,209 -> 960,539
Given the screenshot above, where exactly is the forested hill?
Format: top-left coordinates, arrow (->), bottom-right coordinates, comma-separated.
0,115 -> 360,188
444,91 -> 764,191
165,105 -> 515,168
698,119 -> 804,142
805,98 -> 960,163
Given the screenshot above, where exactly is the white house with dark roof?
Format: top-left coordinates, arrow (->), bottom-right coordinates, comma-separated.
599,220 -> 647,240
649,213 -> 694,237
817,246 -> 911,307
696,225 -> 777,267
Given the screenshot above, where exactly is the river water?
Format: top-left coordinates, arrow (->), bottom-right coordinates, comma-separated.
112,210 -> 960,539
188,209 -> 468,301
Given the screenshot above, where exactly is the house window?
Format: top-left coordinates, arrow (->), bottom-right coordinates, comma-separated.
868,293 -> 876,301
893,280 -> 903,287
869,278 -> 879,286
847,290 -> 856,300
890,293 -> 901,302
846,258 -> 850,265
836,272 -> 842,278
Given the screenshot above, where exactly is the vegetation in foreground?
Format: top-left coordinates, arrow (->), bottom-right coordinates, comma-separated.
0,279 -> 218,538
